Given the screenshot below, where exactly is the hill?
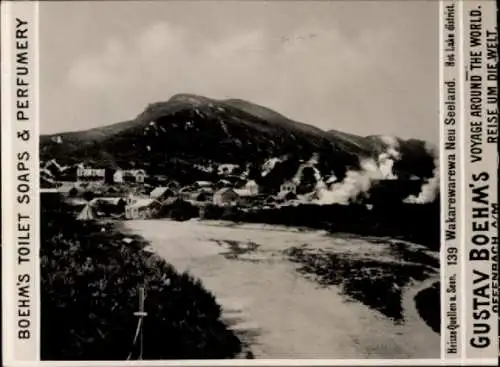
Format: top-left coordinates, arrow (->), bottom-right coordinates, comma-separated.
40,94 -> 435,184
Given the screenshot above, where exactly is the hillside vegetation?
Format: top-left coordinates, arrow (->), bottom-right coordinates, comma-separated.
40,94 -> 435,182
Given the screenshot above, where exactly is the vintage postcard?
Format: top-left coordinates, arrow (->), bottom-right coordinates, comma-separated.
1,0 -> 498,365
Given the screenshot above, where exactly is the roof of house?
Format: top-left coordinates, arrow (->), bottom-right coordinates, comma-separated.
179,186 -> 194,193
150,187 -> 169,199
234,189 -> 254,197
194,181 -> 212,187
214,187 -> 238,196
45,159 -> 64,171
245,180 -> 258,187
66,198 -> 88,206
127,198 -> 159,209
276,191 -> 297,200
40,168 -> 54,177
90,197 -> 124,206
162,196 -> 179,206
40,188 -> 59,194
325,175 -> 338,184
57,183 -> 79,194
41,175 -> 56,185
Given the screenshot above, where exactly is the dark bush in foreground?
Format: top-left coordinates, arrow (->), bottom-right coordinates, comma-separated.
41,195 -> 241,360
415,281 -> 440,333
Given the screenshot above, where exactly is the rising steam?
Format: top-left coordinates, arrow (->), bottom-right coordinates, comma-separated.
403,143 -> 440,204
312,137 -> 403,205
378,135 -> 401,180
314,158 -> 384,205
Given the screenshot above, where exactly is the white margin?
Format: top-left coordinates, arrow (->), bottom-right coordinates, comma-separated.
438,0 -> 446,360
1,1 -> 14,365
6,358 -> 499,367
457,0 -> 467,361
34,0 -> 41,359
2,1 -> 498,366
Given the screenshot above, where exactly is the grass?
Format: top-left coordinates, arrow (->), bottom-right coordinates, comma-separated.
41,195 -> 242,360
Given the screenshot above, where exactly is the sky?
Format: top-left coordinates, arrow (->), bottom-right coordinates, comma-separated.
40,0 -> 439,143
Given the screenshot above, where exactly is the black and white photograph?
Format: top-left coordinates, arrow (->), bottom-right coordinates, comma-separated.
38,0 -> 442,361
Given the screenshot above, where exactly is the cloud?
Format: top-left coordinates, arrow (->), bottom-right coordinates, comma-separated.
67,21 -> 395,103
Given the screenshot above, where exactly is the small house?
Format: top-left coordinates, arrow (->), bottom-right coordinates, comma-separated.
134,169 -> 146,183
113,169 -> 124,183
218,163 -> 240,176
126,193 -> 148,206
125,198 -> 161,220
76,163 -> 106,183
280,181 -> 297,195
213,188 -> 240,207
243,180 -> 259,196
122,169 -> 146,183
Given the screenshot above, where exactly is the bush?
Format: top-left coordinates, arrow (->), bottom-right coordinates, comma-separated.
202,204 -> 224,220
41,195 -> 241,360
415,281 -> 440,333
159,199 -> 198,221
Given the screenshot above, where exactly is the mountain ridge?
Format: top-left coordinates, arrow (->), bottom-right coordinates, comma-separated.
40,93 -> 435,183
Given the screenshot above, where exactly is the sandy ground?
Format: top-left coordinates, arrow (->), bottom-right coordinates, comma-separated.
125,219 -> 440,359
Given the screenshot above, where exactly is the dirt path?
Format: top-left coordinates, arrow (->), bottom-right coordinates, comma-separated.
125,219 -> 440,359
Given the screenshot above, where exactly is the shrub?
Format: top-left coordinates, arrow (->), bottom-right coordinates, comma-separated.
201,204 -> 224,220
414,281 -> 440,333
41,195 -> 241,360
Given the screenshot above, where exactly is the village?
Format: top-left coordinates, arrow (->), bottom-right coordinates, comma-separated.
39,159 -> 328,221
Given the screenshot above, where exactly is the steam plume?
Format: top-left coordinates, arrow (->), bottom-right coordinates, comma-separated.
403,143 -> 439,204
377,135 -> 401,179
314,158 -> 383,205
